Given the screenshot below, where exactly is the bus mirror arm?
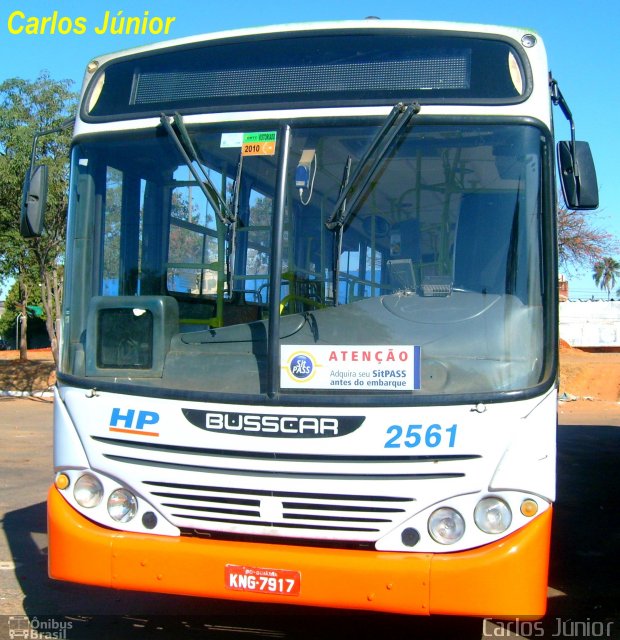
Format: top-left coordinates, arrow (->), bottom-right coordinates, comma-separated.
20,116 -> 73,238
550,79 -> 575,164
550,78 -> 599,210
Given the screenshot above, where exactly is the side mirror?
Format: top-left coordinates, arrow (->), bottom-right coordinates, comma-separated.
558,141 -> 599,210
20,164 -> 48,237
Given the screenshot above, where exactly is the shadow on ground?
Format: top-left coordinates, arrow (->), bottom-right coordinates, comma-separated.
544,425 -> 620,635
0,359 -> 55,394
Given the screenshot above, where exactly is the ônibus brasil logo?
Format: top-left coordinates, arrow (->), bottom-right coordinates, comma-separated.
286,351 -> 317,383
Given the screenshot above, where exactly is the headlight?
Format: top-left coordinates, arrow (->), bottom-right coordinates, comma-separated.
107,488 -> 138,523
428,507 -> 465,544
474,497 -> 512,534
74,474 -> 104,508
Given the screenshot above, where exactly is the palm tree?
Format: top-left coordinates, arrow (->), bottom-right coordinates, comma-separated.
592,257 -> 620,300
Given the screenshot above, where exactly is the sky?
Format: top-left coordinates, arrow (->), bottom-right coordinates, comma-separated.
1,0 -> 618,299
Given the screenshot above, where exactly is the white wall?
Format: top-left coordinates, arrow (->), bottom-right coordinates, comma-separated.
559,300 -> 620,347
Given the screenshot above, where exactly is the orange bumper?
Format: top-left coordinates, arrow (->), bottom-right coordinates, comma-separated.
48,486 -> 551,617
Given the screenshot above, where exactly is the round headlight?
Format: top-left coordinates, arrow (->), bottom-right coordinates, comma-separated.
475,497 -> 512,534
107,488 -> 138,523
428,507 -> 465,544
74,474 -> 104,508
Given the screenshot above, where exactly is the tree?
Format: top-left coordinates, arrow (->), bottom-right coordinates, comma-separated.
0,277 -> 48,349
592,257 -> 620,300
557,206 -> 619,274
0,73 -> 77,362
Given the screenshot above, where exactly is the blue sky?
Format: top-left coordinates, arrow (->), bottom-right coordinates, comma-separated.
1,0 -> 618,299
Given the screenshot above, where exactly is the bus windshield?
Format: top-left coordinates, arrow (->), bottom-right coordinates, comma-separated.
63,119 -> 550,400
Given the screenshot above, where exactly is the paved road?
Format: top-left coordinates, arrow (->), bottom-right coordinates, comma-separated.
1,397 -> 618,639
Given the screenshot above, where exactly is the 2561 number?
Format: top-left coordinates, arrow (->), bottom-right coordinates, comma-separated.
384,423 -> 458,449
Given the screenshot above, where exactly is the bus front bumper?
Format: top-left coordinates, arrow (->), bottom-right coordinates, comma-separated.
48,485 -> 551,617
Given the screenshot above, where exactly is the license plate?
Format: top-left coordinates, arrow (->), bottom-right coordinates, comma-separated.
225,564 -> 301,596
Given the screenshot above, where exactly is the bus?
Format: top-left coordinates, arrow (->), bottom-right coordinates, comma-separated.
22,19 -> 598,618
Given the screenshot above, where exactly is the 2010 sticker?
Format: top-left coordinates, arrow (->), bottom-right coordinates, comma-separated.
220,131 -> 277,156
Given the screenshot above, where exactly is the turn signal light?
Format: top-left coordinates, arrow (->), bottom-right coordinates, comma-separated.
520,499 -> 539,517
55,473 -> 70,490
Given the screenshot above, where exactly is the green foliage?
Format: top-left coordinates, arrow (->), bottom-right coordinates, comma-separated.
0,72 -> 74,225
0,72 -> 77,360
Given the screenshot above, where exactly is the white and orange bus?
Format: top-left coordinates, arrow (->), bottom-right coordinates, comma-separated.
23,19 -> 598,618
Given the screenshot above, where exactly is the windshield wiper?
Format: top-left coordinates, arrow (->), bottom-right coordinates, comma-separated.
325,102 -> 420,232
160,112 -> 236,225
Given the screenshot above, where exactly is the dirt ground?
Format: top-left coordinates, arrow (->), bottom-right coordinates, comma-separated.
559,342 -> 620,400
1,344 -> 619,407
557,341 -> 620,425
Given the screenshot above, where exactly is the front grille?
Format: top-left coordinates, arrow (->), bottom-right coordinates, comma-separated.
92,435 -> 480,542
144,480 -> 413,535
